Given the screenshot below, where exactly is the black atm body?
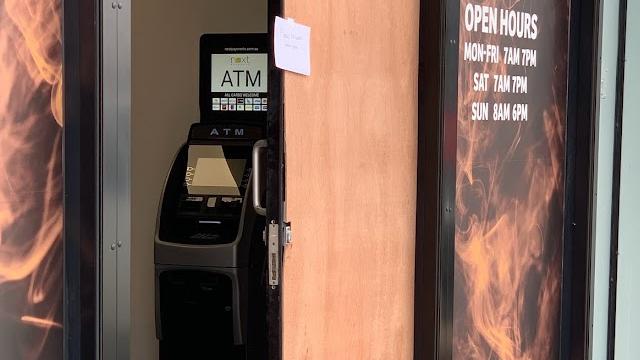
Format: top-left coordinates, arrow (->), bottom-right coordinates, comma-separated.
155,123 -> 266,355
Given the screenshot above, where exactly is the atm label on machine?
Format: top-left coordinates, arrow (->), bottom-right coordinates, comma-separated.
211,53 -> 268,93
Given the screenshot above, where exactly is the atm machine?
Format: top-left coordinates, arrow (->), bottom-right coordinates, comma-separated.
154,34 -> 270,359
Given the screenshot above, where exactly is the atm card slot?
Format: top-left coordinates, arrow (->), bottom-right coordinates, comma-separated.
179,196 -> 204,213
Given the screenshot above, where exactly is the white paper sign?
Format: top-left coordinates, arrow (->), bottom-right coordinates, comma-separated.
274,16 -> 311,76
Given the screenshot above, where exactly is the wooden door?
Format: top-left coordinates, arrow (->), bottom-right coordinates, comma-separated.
282,1 -> 420,358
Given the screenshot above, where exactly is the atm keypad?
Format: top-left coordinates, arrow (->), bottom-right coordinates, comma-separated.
221,197 -> 242,204
219,197 -> 243,210
179,196 -> 204,212
179,194 -> 244,218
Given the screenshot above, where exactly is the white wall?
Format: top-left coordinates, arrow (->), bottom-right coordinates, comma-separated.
614,0 -> 640,356
131,2 -> 266,358
591,0 -> 619,355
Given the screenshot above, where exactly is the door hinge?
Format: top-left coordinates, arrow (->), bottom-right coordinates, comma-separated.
284,222 -> 293,245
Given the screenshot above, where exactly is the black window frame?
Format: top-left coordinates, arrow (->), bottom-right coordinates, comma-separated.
63,0 -> 100,358
413,0 -> 603,356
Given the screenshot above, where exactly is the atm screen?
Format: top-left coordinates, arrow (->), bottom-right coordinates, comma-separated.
200,33 -> 269,123
186,145 -> 247,196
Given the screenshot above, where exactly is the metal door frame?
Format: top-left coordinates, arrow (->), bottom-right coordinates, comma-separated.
266,1 -> 285,359
100,0 -> 131,359
65,0 -> 285,358
63,0 -> 131,358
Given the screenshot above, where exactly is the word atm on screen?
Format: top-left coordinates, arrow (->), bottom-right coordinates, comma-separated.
154,34 -> 270,359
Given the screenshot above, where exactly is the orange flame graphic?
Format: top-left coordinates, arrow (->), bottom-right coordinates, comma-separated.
0,0 -> 63,358
453,0 -> 569,358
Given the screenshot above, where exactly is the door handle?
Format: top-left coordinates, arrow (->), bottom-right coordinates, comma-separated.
252,139 -> 267,216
